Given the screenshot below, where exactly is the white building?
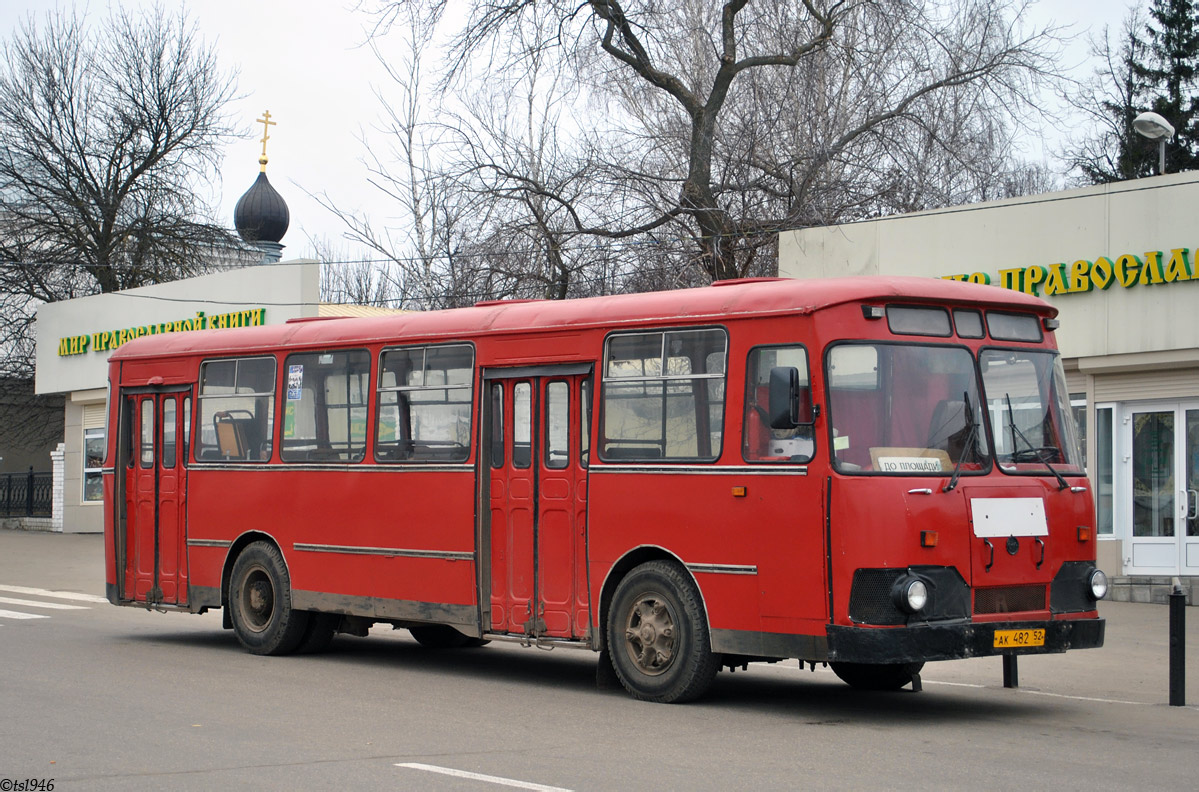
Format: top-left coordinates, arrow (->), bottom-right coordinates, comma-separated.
780,171 -> 1199,602
35,261 -> 321,533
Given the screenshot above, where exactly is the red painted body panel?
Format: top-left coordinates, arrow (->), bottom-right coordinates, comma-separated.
186,468 -> 479,605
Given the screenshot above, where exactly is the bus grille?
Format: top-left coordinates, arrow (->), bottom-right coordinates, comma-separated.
848,568 -> 905,625
974,585 -> 1046,614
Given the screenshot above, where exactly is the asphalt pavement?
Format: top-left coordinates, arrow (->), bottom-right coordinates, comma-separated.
1,528 -> 1197,791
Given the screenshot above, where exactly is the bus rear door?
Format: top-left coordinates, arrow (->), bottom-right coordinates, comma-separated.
483,367 -> 591,640
121,389 -> 190,606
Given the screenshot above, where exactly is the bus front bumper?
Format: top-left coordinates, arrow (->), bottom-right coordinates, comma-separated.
826,617 -> 1105,665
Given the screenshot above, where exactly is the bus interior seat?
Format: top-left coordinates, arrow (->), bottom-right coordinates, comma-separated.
214,412 -> 246,459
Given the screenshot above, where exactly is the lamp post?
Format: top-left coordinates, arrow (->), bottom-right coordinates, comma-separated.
1133,111 -> 1176,175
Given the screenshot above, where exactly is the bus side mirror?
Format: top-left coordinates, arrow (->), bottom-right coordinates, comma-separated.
768,367 -> 815,428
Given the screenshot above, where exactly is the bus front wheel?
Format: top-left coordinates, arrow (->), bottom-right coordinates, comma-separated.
607,561 -> 718,703
830,661 -> 924,691
228,541 -> 310,656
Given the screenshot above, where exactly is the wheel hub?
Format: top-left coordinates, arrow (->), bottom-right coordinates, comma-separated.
624,595 -> 676,676
240,568 -> 274,632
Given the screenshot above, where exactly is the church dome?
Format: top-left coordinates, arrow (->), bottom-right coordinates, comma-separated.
234,171 -> 289,244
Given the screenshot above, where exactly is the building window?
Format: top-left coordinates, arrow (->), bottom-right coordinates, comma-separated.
1070,392 -> 1087,467
83,427 -> 105,502
1095,405 -> 1114,536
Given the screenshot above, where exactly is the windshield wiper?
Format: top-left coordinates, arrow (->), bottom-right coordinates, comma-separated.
943,391 -> 978,493
1004,394 -> 1069,490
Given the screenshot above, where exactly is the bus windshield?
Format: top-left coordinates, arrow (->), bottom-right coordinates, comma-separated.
827,343 -> 988,475
980,349 -> 1083,474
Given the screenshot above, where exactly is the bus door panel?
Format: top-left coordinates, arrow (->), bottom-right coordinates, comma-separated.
122,390 -> 190,606
753,472 -> 829,622
486,372 -> 590,639
489,380 -> 536,633
535,375 -> 590,639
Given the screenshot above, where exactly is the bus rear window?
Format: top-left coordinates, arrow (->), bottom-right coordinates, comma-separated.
987,312 -> 1043,342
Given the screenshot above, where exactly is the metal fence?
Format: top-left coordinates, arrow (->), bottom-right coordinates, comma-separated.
1,468 -> 53,517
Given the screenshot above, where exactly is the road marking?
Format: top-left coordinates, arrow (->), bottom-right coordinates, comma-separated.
396,763 -> 572,791
1016,688 -> 1152,706
923,679 -> 1152,706
0,585 -> 108,603
0,608 -> 50,620
0,596 -> 90,610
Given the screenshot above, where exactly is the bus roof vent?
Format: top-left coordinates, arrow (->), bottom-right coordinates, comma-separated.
474,298 -> 545,307
710,277 -> 788,287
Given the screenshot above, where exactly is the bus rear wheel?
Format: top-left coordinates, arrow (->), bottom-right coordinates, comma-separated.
607,561 -> 717,703
228,541 -> 310,656
830,661 -> 924,691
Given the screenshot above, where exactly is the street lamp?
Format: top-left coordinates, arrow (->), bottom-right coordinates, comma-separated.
1133,111 -> 1175,175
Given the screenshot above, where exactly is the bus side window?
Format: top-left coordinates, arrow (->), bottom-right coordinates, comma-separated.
280,349 -> 370,463
743,345 -> 814,463
195,357 -> 276,462
599,327 -> 728,462
376,344 -> 474,463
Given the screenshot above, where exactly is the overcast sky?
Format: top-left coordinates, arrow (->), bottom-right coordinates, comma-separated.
1,0 -> 1140,261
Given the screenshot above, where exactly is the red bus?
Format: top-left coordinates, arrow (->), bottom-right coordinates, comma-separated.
103,276 -> 1106,703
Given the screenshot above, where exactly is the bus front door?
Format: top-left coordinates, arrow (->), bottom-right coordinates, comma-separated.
485,371 -> 591,640
122,390 -> 190,606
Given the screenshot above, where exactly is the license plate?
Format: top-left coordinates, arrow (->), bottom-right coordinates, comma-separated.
993,628 -> 1045,648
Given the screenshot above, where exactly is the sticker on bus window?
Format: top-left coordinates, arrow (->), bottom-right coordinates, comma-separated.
287,365 -> 304,400
876,455 -> 944,473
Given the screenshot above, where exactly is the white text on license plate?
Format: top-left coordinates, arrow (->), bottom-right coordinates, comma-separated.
993,628 -> 1045,648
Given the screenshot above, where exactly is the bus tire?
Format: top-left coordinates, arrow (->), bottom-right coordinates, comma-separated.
409,624 -> 489,648
830,661 -> 924,691
228,541 -> 310,656
295,612 -> 339,654
607,561 -> 718,703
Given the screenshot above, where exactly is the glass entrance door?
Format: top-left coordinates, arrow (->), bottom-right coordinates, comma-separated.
1184,407 -> 1199,574
1122,402 -> 1199,575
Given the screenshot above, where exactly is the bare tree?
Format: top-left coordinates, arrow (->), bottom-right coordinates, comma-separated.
358,0 -> 1060,285
1064,8 -> 1169,183
0,5 -> 249,379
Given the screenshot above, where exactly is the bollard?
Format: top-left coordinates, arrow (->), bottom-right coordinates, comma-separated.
1003,654 -> 1018,688
1169,580 -> 1186,707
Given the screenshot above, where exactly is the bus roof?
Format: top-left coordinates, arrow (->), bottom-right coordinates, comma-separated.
110,275 -> 1053,362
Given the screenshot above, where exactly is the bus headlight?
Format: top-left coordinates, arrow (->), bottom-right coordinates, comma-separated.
891,576 -> 929,614
1087,569 -> 1108,601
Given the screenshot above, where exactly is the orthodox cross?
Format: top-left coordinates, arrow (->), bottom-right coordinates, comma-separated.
256,110 -> 276,171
